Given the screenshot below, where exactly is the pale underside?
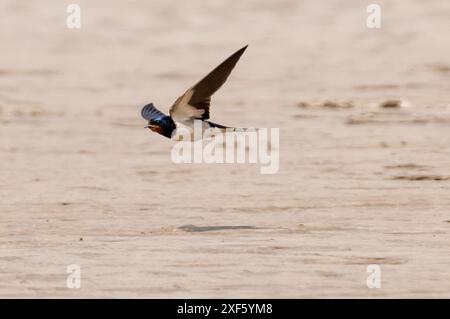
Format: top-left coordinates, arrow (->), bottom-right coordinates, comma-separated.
170,89 -> 205,125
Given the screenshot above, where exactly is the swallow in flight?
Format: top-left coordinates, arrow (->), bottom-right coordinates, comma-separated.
141,45 -> 248,139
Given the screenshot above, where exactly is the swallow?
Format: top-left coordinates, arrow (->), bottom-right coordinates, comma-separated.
141,45 -> 248,139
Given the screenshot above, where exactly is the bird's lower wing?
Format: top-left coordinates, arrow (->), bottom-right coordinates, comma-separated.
169,89 -> 206,123
141,103 -> 168,121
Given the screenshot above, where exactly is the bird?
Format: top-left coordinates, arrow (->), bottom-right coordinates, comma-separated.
141,45 -> 248,139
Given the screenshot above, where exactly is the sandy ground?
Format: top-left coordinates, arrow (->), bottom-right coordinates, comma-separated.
1,0 -> 449,298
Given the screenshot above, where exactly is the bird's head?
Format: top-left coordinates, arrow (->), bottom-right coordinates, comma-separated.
146,116 -> 176,139
141,103 -> 176,139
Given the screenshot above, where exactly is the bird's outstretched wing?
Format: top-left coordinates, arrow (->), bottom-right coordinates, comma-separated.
141,103 -> 167,121
170,45 -> 248,123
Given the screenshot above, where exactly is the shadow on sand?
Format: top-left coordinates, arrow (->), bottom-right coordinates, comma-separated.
178,225 -> 257,233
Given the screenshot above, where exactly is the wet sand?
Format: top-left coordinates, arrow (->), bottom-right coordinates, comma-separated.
0,0 -> 449,297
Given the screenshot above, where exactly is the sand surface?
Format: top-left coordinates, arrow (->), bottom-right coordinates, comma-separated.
1,0 -> 449,297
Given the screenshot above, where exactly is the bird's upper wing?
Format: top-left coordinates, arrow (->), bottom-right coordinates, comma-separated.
141,103 -> 168,121
169,45 -> 248,122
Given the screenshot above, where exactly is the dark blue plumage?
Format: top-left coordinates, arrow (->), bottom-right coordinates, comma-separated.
141,103 -> 176,138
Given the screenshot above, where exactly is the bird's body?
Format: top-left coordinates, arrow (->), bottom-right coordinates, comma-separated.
141,45 -> 248,139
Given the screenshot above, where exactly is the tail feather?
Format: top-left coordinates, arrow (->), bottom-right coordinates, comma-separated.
206,120 -> 229,129
207,121 -> 263,134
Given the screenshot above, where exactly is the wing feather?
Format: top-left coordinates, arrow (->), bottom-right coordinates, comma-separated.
141,103 -> 167,121
170,45 -> 248,122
